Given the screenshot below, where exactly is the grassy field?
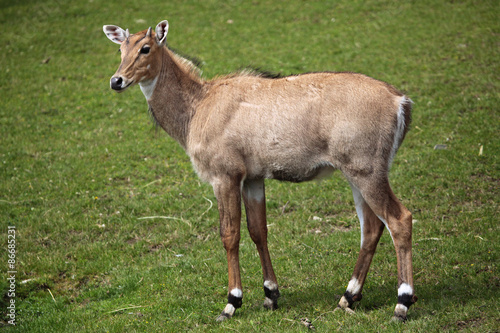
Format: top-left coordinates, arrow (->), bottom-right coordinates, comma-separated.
1,0 -> 498,331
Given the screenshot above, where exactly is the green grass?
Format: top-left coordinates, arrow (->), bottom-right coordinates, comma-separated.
1,0 -> 498,331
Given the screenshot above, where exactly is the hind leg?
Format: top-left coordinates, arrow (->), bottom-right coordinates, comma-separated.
352,178 -> 417,321
337,184 -> 385,312
361,179 -> 417,321
377,194 -> 417,321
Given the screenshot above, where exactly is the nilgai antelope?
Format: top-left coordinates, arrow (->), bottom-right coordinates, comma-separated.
103,20 -> 417,322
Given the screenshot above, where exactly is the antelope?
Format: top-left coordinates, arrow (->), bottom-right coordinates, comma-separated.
103,20 -> 418,322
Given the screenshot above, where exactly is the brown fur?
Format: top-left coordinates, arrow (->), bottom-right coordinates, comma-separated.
104,23 -> 417,322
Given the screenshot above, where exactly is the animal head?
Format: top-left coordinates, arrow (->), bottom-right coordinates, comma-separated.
103,20 -> 169,92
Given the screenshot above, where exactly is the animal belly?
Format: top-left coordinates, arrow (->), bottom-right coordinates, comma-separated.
267,162 -> 335,183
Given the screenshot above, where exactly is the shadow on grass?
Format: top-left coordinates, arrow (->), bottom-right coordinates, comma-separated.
240,266 -> 497,323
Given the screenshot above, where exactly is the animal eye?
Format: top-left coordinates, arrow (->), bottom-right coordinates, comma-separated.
140,45 -> 150,54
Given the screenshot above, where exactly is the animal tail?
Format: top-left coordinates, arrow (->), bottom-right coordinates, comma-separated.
389,96 -> 413,166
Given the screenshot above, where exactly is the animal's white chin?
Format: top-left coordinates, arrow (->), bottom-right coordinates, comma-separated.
120,80 -> 134,90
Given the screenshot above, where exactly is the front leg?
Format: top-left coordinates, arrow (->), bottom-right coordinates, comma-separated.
212,176 -> 244,322
242,179 -> 280,310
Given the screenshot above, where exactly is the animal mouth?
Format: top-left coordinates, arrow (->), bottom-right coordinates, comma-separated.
110,77 -> 134,92
117,81 -> 133,92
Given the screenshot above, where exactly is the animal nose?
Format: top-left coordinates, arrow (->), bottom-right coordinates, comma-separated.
110,76 -> 123,90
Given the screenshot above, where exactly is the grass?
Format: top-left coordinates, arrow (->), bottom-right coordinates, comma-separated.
0,0 -> 498,331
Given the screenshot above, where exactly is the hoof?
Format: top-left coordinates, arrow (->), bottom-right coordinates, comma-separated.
345,307 -> 355,315
392,304 -> 408,322
391,314 -> 407,322
334,304 -> 355,315
263,297 -> 278,310
336,294 -> 357,315
216,303 -> 236,322
216,312 -> 231,322
336,295 -> 356,314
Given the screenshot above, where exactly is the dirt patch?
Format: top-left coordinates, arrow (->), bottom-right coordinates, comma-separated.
444,317 -> 485,331
149,244 -> 163,252
126,237 -> 138,245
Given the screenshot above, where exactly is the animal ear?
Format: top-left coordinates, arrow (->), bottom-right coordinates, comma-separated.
155,20 -> 169,45
103,25 -> 128,44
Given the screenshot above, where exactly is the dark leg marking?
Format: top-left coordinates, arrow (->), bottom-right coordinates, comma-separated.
263,285 -> 280,310
228,293 -> 243,309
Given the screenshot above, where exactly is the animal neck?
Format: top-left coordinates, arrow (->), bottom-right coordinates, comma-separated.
141,47 -> 204,149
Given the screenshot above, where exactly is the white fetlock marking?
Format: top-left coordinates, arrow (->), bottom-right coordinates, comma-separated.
398,283 -> 413,296
264,280 -> 278,290
222,303 -> 236,316
230,288 -> 243,298
346,278 -> 361,295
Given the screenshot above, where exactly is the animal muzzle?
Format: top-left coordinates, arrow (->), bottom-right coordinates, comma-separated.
110,76 -> 132,91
